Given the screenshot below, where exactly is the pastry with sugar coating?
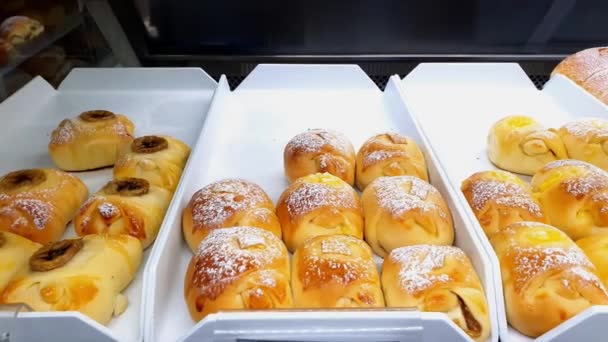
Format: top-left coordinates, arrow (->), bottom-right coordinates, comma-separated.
490,221 -> 608,337
276,173 -> 363,252
487,115 -> 567,175
361,175 -> 453,257
531,159 -> 608,240
184,226 -> 293,322
556,118 -> 608,171
552,47 -> 608,105
284,129 -> 356,185
461,170 -> 546,237
355,133 -> 428,191
382,245 -> 490,342
292,234 -> 384,308
182,179 -> 281,252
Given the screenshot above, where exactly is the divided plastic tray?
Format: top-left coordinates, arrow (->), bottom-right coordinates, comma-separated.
0,68 -> 217,342
143,64 -> 499,342
400,63 -> 608,342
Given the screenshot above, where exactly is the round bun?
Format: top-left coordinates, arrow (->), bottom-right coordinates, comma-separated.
355,133 -> 428,191
0,16 -> 44,46
291,234 -> 384,308
461,170 -> 546,236
552,47 -> 608,105
487,115 -> 567,175
577,234 -> 608,289
284,129 -> 355,185
382,245 -> 490,342
276,173 -> 363,252
531,160 -> 608,240
557,118 -> 608,171
182,179 -> 281,252
490,222 -> 608,337
184,226 -> 293,322
361,176 -> 453,257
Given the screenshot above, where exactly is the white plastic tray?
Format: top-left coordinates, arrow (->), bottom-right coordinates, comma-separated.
0,68 -> 217,342
401,63 -> 608,342
144,64 -> 499,342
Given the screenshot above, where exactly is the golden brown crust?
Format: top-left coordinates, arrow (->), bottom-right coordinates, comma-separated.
461,170 -> 546,237
131,135 -> 169,154
0,16 -> 44,45
276,173 -> 363,252
0,169 -> 46,192
362,176 -> 453,257
381,245 -> 490,341
490,222 -> 608,337
556,119 -> 608,171
30,239 -> 83,272
553,47 -> 608,105
577,235 -> 608,288
182,179 -> 281,252
355,133 -> 428,191
284,129 -> 356,185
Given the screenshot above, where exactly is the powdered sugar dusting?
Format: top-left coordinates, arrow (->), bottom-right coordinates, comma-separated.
258,269 -> 277,287
0,198 -> 51,229
556,47 -> 608,84
363,150 -> 407,168
372,176 -> 441,216
285,129 -> 352,156
285,182 -> 357,217
321,238 -> 352,255
390,245 -> 465,294
98,202 -> 118,219
562,119 -> 608,139
49,117 -> 132,146
238,234 -> 265,249
542,160 -> 608,196
470,179 -> 541,215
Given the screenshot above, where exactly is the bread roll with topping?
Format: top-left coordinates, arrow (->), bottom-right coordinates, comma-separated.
48,110 -> 135,171
557,119 -> 608,171
184,226 -> 292,322
531,160 -> 608,240
0,16 -> 44,46
361,176 -> 453,257
577,235 -> 608,288
382,245 -> 490,341
552,47 -> 608,105
114,135 -> 190,192
487,115 -> 567,175
490,221 -> 608,337
0,169 -> 88,244
1,234 -> 143,325
182,179 -> 281,252
461,170 -> 546,236
355,133 -> 428,191
276,173 -> 363,252
0,231 -> 41,292
74,178 -> 171,248
284,129 -> 355,185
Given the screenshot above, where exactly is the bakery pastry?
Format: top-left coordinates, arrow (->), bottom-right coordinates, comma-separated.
556,119 -> 608,171
382,245 -> 490,341
182,179 -> 281,252
361,176 -> 453,257
0,231 -> 41,292
292,234 -> 384,308
577,235 -> 608,288
491,221 -> 608,337
531,159 -> 608,240
48,110 -> 135,171
487,115 -> 568,175
0,38 -> 14,66
355,133 -> 428,191
0,168 -> 88,244
284,129 -> 356,185
552,47 -> 608,105
184,226 -> 292,322
276,173 -> 363,252
1,234 -> 143,325
0,16 -> 44,46
461,170 -> 546,237
114,135 -> 190,192
74,178 -> 171,249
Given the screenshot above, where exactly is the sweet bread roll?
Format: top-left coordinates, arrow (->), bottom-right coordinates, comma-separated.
490,221 -> 608,337
461,170 -> 546,236
0,231 -> 41,292
0,16 -> 44,45
382,245 -> 490,341
556,119 -> 608,171
0,169 -> 88,244
355,133 -> 428,191
184,226 -> 292,322
49,110 -> 135,171
276,173 -> 363,252
577,235 -> 608,288
531,160 -> 608,240
292,234 -> 384,308
552,47 -> 608,105
361,176 -> 453,257
487,115 -> 568,175
74,178 -> 171,249
114,135 -> 190,192
182,179 -> 281,252
284,129 -> 356,185
2,234 -> 143,325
